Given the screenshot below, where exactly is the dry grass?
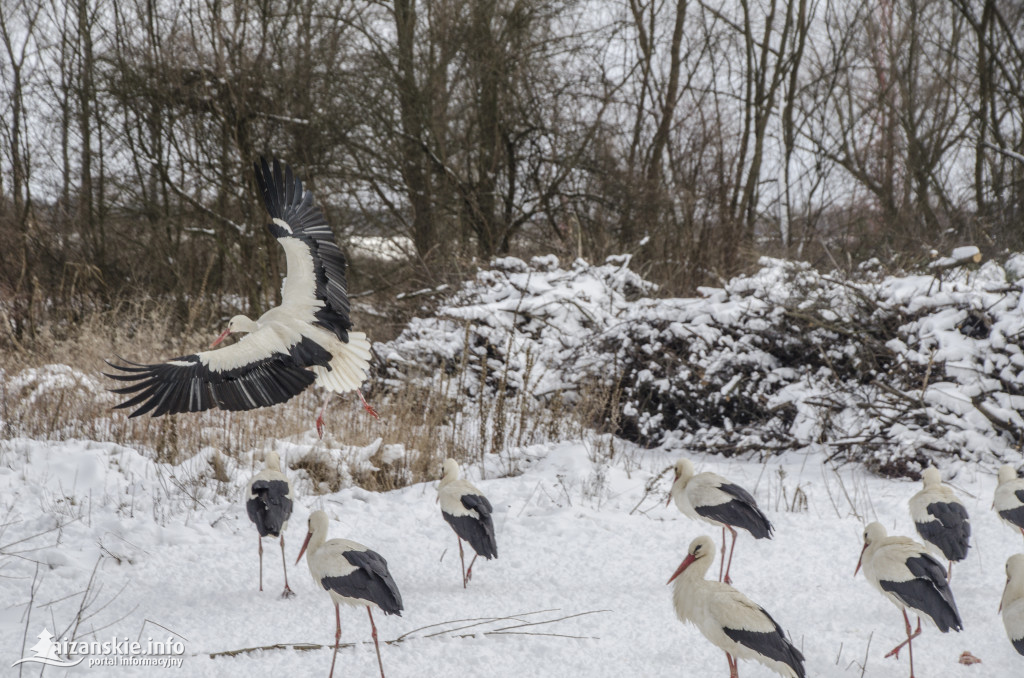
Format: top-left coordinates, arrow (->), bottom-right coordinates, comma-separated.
0,301 -> 605,493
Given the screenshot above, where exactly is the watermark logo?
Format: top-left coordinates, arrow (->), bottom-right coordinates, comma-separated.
11,627 -> 185,669
12,629 -> 83,668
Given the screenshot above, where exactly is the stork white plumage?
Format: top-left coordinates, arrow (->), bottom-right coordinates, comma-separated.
296,510 -> 403,678
668,535 -> 806,678
246,452 -> 294,597
106,158 -> 375,437
1002,553 -> 1024,656
995,464 -> 1024,538
855,522 -> 963,678
668,458 -> 773,584
437,459 -> 498,588
908,467 -> 970,579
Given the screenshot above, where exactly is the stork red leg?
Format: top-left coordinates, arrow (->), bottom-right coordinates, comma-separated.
723,525 -> 738,584
357,389 -> 379,419
718,526 -> 727,582
726,652 -> 739,678
258,535 -> 264,592
329,603 -> 341,678
280,534 -> 295,598
457,537 -> 467,588
367,607 -> 386,678
466,553 -> 479,584
908,614 -> 916,678
316,397 -> 329,438
880,614 -> 921,659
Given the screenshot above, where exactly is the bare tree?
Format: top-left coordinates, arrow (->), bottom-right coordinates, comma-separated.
0,0 -> 41,339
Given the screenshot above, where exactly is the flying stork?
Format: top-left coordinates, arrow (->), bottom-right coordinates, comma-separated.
437,458 -> 498,588
296,510 -> 403,678
247,451 -> 294,597
908,466 -> 970,579
995,464 -> 1024,538
106,158 -> 375,437
668,535 -> 806,678
668,458 -> 773,584
855,522 -> 963,678
1002,553 -> 1024,656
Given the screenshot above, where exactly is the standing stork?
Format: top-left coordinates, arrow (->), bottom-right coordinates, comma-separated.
995,464 -> 1024,538
1002,553 -> 1024,656
668,535 -> 806,678
296,510 -> 403,678
668,458 -> 773,584
437,458 -> 497,588
247,451 -> 294,597
105,158 -> 375,437
908,467 -> 970,579
855,522 -> 963,678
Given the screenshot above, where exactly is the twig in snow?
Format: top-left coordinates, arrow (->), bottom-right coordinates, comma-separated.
628,466 -> 671,516
0,516 -> 81,555
486,609 -> 609,634
820,464 -> 843,520
137,618 -> 190,644
208,609 -> 609,659
17,564 -> 41,678
396,608 -> 558,641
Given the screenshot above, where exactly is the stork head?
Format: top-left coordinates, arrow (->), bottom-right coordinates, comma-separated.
667,535 -> 715,584
441,458 -> 460,481
666,458 -> 694,506
855,522 -> 887,576
296,510 -> 329,564
264,451 -> 282,472
211,314 -> 257,348
920,466 -> 941,488
998,464 -> 1019,486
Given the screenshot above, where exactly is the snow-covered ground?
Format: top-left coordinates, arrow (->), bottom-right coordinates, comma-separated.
2,436 -> 1021,677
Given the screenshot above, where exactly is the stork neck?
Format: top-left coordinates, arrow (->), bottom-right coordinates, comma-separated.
670,474 -> 690,500
1006,573 -> 1024,604
235,316 -> 258,334
860,540 -> 883,571
678,555 -> 714,585
998,466 -> 1017,486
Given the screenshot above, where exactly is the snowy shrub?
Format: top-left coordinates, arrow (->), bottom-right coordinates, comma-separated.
382,254 -> 1024,475
379,254 -> 653,401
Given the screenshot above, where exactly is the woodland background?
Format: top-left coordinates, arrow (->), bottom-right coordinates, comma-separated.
2,0 -> 1024,352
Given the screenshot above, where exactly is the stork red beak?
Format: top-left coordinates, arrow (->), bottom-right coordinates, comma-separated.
854,543 -> 868,576
667,554 -> 697,584
666,469 -> 680,506
210,327 -> 231,348
295,531 -> 312,565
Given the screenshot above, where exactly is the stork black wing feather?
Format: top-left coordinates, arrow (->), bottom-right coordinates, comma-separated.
321,549 -> 404,616
254,157 -> 353,342
106,336 -> 331,418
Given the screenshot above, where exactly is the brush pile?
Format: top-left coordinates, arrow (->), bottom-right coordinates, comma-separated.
381,253 -> 1024,475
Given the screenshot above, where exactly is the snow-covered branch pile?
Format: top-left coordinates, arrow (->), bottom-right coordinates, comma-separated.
378,254 -> 653,400
380,254 -> 1024,475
